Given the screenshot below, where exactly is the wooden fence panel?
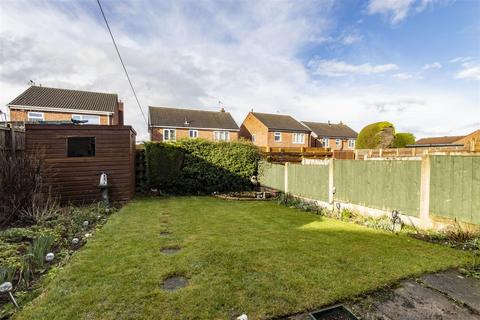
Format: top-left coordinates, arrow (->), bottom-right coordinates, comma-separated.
288,164 -> 329,201
258,162 -> 285,191
333,160 -> 421,217
429,156 -> 480,224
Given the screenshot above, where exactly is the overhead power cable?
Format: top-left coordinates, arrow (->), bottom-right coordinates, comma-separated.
96,0 -> 148,125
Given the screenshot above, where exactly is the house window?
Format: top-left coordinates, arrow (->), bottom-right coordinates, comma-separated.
348,139 -> 355,148
189,129 -> 198,138
274,132 -> 282,142
252,134 -> 256,143
336,139 -> 341,146
292,133 -> 305,144
163,129 -> 176,141
214,131 -> 229,141
323,138 -> 329,147
72,114 -> 100,125
67,137 -> 95,157
27,111 -> 44,122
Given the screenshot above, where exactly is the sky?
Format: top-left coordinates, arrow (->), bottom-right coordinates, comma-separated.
0,0 -> 479,141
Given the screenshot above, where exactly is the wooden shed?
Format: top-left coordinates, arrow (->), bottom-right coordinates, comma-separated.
25,124 -> 136,204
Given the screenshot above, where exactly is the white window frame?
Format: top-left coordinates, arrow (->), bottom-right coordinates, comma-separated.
273,132 -> 282,142
163,129 -> 176,141
348,139 -> 355,148
72,114 -> 100,125
213,131 -> 230,141
252,134 -> 256,143
27,111 -> 44,121
335,139 -> 341,146
292,133 -> 305,144
189,129 -> 198,138
323,137 -> 329,147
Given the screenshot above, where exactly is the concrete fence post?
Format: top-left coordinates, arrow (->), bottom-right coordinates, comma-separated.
419,155 -> 432,228
328,159 -> 334,204
284,162 -> 289,193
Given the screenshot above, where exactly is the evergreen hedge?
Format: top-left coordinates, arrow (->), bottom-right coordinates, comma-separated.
356,121 -> 395,149
143,139 -> 261,194
392,133 -> 416,148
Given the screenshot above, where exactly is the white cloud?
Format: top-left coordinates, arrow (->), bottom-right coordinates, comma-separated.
367,0 -> 436,24
422,62 -> 442,70
393,72 -> 414,80
455,64 -> 480,80
449,57 -> 474,63
0,0 -> 477,140
342,33 -> 363,45
309,59 -> 399,77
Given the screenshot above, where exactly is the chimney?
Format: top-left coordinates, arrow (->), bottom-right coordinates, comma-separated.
220,107 -> 225,112
116,100 -> 124,125
328,120 -> 331,126
339,121 -> 343,125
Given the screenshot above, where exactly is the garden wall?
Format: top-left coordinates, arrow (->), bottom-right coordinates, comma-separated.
259,155 -> 480,226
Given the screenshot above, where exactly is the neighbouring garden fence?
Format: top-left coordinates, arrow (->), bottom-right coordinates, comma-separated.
259,155 -> 480,226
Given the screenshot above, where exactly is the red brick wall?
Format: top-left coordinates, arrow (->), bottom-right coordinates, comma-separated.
150,127 -> 239,142
10,109 -> 111,124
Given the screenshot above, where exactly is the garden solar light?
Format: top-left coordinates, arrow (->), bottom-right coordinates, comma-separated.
0,282 -> 19,309
336,202 -> 341,212
72,237 -> 79,245
45,252 -> 55,262
83,220 -> 89,227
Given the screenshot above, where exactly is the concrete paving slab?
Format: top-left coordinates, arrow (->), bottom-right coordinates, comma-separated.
421,270 -> 480,312
353,281 -> 479,320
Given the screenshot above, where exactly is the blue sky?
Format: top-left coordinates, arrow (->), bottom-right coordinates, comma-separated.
0,0 -> 479,140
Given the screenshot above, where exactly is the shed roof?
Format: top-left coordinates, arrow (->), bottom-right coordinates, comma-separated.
302,121 -> 358,138
8,86 -> 117,113
251,112 -> 309,132
148,106 -> 239,130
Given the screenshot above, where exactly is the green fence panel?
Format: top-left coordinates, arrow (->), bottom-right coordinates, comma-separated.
333,160 -> 421,216
430,156 -> 480,224
287,164 -> 329,201
259,162 -> 285,191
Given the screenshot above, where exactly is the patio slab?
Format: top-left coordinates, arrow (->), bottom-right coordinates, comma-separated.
421,270 -> 480,312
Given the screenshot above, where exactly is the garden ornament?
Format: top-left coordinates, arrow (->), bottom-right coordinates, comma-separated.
45,252 -> 55,262
83,220 -> 89,228
236,314 -> 248,320
72,237 -> 80,245
99,172 -> 108,187
390,210 -> 403,233
98,172 -> 110,206
0,282 -> 19,309
336,202 -> 341,212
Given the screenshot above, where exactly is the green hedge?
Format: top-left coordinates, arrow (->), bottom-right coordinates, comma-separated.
144,139 -> 261,194
356,121 -> 395,149
392,132 -> 416,148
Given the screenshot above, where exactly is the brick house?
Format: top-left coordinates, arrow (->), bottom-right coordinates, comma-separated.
415,129 -> 480,148
239,112 -> 311,148
302,121 -> 358,150
148,106 -> 239,142
7,85 -> 124,125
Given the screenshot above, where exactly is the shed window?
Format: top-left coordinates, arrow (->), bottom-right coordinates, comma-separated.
67,137 -> 95,157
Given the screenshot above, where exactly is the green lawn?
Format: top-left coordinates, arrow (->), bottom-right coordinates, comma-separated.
16,197 -> 470,319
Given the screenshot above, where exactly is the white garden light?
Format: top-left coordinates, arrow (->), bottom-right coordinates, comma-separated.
0,282 -> 19,309
72,237 -> 80,245
45,252 -> 55,262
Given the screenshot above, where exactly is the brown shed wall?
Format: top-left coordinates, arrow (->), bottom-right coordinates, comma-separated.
25,124 -> 136,204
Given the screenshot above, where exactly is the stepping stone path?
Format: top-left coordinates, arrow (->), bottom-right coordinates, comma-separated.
161,276 -> 188,291
160,246 -> 180,255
